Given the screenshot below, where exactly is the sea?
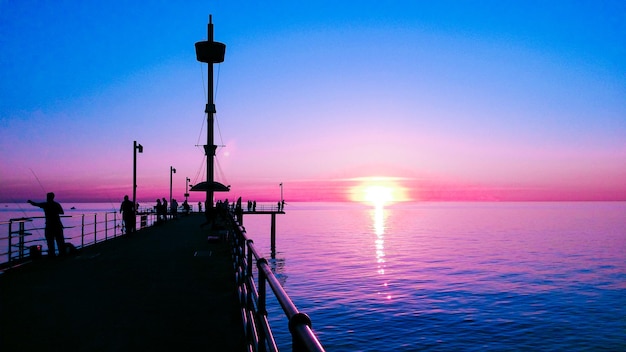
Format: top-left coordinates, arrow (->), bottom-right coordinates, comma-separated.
241,202 -> 626,351
1,201 -> 625,351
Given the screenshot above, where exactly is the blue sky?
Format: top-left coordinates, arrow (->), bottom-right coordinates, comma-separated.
1,1 -> 625,202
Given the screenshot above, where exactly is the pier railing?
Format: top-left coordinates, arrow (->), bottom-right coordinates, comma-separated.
229,214 -> 325,352
0,212 -> 159,270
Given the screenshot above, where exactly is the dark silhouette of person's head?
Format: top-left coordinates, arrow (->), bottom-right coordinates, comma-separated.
47,192 -> 55,202
124,195 -> 129,201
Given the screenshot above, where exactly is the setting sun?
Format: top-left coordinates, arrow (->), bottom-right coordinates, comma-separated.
364,186 -> 394,205
348,177 -> 410,206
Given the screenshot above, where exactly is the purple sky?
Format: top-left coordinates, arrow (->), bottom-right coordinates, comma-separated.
1,1 -> 625,203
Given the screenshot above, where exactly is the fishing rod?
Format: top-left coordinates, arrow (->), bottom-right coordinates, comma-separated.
104,192 -> 124,234
7,195 -> 44,242
29,168 -> 47,194
25,167 -> 47,238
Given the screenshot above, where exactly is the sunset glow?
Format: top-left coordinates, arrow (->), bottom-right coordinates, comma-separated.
1,2 -> 624,202
349,177 -> 411,206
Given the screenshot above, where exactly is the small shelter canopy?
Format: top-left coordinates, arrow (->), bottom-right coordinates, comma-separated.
189,181 -> 230,192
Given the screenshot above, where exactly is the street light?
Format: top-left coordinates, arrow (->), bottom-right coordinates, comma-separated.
169,166 -> 176,207
133,141 -> 143,224
185,177 -> 191,202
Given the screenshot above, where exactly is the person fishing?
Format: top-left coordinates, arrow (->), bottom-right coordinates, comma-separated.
28,192 -> 66,258
119,195 -> 135,235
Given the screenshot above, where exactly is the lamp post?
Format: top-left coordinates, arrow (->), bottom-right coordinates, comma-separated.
169,166 -> 176,206
185,177 -> 191,202
133,141 -> 143,218
278,182 -> 285,212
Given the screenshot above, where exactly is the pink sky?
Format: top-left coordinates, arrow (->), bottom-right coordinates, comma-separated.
1,2 -> 625,203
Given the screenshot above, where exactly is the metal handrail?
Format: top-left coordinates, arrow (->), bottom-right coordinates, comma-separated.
228,212 -> 325,352
0,211 -> 159,270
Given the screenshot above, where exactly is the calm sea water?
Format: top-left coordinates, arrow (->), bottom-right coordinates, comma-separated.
241,202 -> 626,351
2,202 -> 625,350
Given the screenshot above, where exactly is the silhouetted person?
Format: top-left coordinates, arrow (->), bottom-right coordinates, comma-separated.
235,198 -> 243,223
162,198 -> 168,222
155,199 -> 163,224
171,199 -> 178,219
28,192 -> 65,258
182,200 -> 190,215
198,202 -> 202,213
119,195 -> 135,235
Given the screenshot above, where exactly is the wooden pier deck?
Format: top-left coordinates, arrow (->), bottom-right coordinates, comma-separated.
0,213 -> 246,352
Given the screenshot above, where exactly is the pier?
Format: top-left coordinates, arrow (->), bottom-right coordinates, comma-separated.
0,214 -> 246,351
0,208 -> 324,352
238,205 -> 285,256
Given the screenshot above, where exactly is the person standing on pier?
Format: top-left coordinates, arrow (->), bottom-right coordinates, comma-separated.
155,199 -> 163,224
28,192 -> 66,258
120,195 -> 135,235
171,199 -> 178,220
182,200 -> 190,215
162,198 -> 168,222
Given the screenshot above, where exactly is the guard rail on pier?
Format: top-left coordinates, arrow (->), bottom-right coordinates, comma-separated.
228,213 -> 325,352
0,212 -> 159,269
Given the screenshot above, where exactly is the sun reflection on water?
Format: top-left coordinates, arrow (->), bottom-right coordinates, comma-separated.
348,176 -> 410,301
372,203 -> 391,299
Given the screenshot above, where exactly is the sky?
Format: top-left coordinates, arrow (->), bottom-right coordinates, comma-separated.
1,1 -> 625,204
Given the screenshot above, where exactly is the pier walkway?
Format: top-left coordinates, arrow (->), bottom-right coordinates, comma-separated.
0,213 -> 246,352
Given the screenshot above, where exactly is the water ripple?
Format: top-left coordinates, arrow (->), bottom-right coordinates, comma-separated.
245,202 -> 626,351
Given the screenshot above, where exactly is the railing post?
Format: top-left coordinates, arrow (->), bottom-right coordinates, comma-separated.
257,258 -> 267,317
105,212 -> 108,241
18,221 -> 26,260
8,221 -> 13,267
256,258 -> 271,352
94,213 -> 97,244
271,213 -> 276,256
289,313 -> 313,352
246,240 -> 254,278
81,214 -> 85,247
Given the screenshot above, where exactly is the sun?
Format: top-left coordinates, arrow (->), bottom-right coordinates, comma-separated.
364,185 -> 394,205
349,177 -> 410,206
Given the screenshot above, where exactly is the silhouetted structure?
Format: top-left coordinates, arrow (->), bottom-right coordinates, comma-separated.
189,15 -> 230,217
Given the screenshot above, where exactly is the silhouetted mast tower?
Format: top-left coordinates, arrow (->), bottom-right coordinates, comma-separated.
191,15 -> 229,211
